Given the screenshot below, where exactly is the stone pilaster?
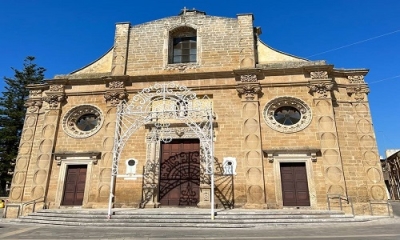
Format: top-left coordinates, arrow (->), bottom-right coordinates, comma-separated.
94,78 -> 128,208
112,22 -> 130,76
236,75 -> 266,208
8,85 -> 45,206
237,14 -> 255,69
347,75 -> 387,214
308,71 -> 348,203
15,84 -> 65,212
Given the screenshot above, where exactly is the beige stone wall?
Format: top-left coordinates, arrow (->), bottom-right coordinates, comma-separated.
125,15 -> 242,75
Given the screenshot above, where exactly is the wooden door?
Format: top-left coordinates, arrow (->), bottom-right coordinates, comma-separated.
280,162 -> 310,206
159,139 -> 200,206
62,165 -> 87,206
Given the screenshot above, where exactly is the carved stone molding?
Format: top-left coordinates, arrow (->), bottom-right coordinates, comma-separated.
348,75 -> 365,84
48,84 -> 64,92
165,63 -> 199,71
263,96 -> 312,133
240,74 -> 258,82
346,85 -> 370,101
29,90 -> 42,98
308,80 -> 334,98
62,105 -> 104,139
104,90 -> 128,106
54,152 -> 101,166
236,84 -> 262,101
109,80 -> 125,89
263,148 -> 320,163
310,71 -> 328,79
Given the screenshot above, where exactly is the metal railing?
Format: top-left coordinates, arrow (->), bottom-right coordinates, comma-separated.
369,200 -> 391,216
327,194 -> 354,216
3,197 -> 45,218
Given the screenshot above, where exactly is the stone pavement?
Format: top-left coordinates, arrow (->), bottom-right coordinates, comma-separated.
0,203 -> 399,239
0,216 -> 400,239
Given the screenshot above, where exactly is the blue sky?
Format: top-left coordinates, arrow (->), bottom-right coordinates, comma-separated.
1,0 -> 399,157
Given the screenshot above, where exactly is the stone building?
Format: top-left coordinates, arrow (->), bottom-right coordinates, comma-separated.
382,150 -> 400,200
7,9 -> 388,216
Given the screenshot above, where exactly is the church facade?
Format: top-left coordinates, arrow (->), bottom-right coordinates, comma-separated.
7,9 -> 388,216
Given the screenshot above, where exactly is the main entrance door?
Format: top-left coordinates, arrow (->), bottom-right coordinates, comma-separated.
62,165 -> 87,206
280,162 -> 310,206
159,139 -> 200,206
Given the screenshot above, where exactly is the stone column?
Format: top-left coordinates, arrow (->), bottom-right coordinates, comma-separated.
308,71 -> 348,206
236,74 -> 266,208
112,22 -> 130,76
8,86 -> 45,208
346,75 -> 388,214
95,78 -> 128,208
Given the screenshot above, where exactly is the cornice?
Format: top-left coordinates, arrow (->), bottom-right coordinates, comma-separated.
332,68 -> 369,77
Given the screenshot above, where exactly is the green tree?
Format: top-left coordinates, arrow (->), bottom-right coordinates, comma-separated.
0,56 -> 46,195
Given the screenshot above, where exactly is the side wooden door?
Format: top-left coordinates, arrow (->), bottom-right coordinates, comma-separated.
62,165 -> 87,206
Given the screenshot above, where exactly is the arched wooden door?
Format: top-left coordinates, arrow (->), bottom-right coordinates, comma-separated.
159,139 -> 200,206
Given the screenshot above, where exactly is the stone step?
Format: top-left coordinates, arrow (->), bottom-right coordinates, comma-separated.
16,217 -> 369,228
35,209 -> 347,215
26,212 -> 353,219
13,208 -> 365,228
18,215 -> 359,223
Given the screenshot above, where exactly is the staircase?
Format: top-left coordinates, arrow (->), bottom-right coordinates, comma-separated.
12,208 -> 379,228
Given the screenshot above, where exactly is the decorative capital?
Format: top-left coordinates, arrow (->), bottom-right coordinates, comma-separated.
43,94 -> 66,109
24,99 -> 43,113
310,71 -> 328,80
104,90 -> 128,106
240,74 -> 258,82
348,75 -> 365,84
236,84 -> 262,101
346,85 -> 369,101
308,80 -> 334,98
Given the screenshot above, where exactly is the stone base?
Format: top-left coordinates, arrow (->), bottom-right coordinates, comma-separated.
144,202 -> 160,208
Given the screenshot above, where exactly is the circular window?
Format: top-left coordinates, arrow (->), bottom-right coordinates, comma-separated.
62,105 -> 104,138
263,97 -> 312,133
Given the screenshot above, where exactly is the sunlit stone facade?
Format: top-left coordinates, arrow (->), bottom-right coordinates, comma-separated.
7,9 -> 388,217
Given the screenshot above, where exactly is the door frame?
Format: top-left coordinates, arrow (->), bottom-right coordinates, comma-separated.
55,157 -> 94,208
273,153 -> 317,208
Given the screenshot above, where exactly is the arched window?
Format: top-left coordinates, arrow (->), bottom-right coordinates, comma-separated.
169,27 -> 197,64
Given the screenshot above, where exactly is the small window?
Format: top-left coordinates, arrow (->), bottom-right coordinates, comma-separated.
169,27 -> 197,64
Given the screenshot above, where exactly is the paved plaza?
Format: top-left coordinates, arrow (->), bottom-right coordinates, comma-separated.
1,202 -> 399,239
0,217 -> 399,239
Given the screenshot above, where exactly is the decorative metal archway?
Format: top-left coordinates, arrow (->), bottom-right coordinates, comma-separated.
107,82 -> 215,219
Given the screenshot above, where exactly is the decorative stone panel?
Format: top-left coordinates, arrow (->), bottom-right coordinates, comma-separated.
9,86 -> 45,202
236,81 -> 265,208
